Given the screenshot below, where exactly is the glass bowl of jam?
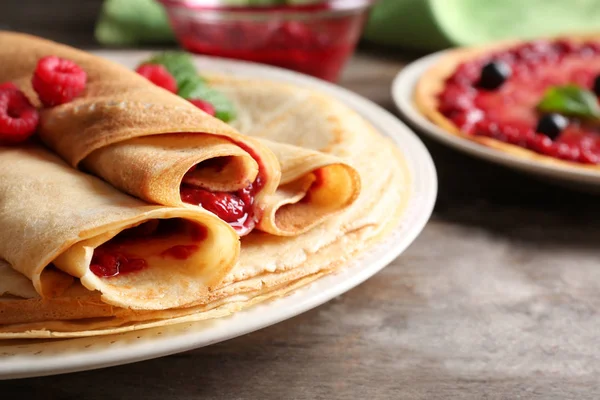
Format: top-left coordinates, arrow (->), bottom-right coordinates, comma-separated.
158,0 -> 376,82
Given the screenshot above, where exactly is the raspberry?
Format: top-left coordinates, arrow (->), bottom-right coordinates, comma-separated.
0,82 -> 18,91
135,64 -> 177,93
0,88 -> 39,145
32,56 -> 87,107
188,99 -> 216,116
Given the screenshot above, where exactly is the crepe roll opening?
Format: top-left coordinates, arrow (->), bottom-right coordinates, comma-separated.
81,132 -> 259,212
296,165 -> 357,206
181,156 -> 257,192
180,140 -> 271,236
52,214 -> 238,310
87,219 -> 207,278
267,164 -> 360,235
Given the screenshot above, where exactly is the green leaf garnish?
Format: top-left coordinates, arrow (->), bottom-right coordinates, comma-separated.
537,85 -> 600,120
141,51 -> 201,90
139,51 -> 237,122
177,76 -> 206,99
179,78 -> 236,122
178,76 -> 235,122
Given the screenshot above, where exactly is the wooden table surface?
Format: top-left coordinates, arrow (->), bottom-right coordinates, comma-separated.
2,2 -> 600,399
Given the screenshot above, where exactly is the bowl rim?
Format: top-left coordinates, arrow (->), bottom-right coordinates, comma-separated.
158,0 -> 376,13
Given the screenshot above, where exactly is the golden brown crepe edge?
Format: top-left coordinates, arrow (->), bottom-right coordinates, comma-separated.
257,142 -> 362,236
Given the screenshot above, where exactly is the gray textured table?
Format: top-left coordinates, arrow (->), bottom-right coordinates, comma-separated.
2,1 -> 600,398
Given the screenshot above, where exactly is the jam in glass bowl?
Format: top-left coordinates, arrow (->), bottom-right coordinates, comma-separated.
158,0 -> 376,81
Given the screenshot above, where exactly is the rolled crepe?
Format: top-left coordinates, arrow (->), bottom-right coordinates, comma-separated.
256,138 -> 360,236
0,127 -> 408,337
0,144 -> 239,310
0,31 -> 281,236
206,76 -> 365,235
0,75 -> 411,338
0,31 -> 363,237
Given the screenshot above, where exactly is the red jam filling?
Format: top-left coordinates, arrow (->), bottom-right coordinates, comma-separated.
90,220 -> 207,278
167,14 -> 366,82
438,39 -> 600,164
180,140 -> 266,236
181,175 -> 264,233
89,250 -> 147,278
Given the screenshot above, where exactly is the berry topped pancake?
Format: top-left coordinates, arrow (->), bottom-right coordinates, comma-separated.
415,35 -> 600,169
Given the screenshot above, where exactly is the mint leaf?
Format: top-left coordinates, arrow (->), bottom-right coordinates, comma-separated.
177,76 -> 206,98
179,77 -> 236,122
141,51 -> 201,89
139,51 -> 236,122
537,85 -> 600,120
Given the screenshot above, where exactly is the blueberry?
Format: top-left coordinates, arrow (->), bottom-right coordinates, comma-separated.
593,75 -> 600,97
535,113 -> 569,140
477,61 -> 512,90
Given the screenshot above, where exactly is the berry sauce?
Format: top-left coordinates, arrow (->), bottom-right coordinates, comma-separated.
180,139 -> 267,236
89,250 -> 147,278
90,220 -> 207,278
437,39 -> 600,164
168,14 -> 366,82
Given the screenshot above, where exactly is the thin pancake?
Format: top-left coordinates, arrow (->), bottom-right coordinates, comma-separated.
255,138 -> 360,236
0,135 -> 409,337
0,78 -> 410,337
0,144 -> 239,310
0,31 -> 281,236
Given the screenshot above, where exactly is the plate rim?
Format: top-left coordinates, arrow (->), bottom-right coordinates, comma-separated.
392,51 -> 600,184
0,51 -> 437,380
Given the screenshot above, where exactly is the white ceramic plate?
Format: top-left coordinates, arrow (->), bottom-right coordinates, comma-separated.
0,52 -> 437,380
393,52 -> 600,187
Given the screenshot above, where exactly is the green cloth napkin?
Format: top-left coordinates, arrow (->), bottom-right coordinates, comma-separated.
95,0 -> 175,46
95,0 -> 600,51
363,0 -> 600,51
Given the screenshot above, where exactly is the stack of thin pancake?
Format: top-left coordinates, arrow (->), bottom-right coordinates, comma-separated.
0,32 -> 410,338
